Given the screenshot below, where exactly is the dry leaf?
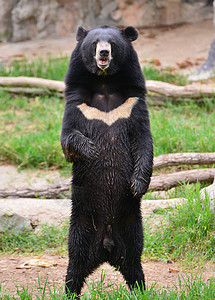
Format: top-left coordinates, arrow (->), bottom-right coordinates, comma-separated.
10,54 -> 25,58
168,268 -> 179,273
17,258 -> 57,269
176,59 -> 193,69
153,58 -> 161,66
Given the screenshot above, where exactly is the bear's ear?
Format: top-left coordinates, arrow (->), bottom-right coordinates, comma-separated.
122,26 -> 138,42
76,26 -> 88,42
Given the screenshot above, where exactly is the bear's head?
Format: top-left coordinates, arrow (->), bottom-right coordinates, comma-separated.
76,26 -> 138,76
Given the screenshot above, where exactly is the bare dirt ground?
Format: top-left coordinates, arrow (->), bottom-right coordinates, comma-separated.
0,20 -> 215,296
0,20 -> 214,68
0,254 -> 214,296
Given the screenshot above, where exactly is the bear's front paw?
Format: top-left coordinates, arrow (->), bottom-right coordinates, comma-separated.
62,145 -> 75,162
131,176 -> 149,197
81,138 -> 100,160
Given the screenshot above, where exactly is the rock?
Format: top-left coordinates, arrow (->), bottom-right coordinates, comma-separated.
0,0 -> 16,41
200,177 -> 215,215
0,0 -> 213,42
100,1 -> 117,18
0,208 -> 32,234
0,199 -> 71,227
111,9 -> 122,21
11,0 -> 63,42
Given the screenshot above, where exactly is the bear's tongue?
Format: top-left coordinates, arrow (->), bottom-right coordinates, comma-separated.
99,59 -> 108,65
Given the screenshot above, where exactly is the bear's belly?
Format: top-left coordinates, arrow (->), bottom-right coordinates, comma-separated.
72,124 -> 133,201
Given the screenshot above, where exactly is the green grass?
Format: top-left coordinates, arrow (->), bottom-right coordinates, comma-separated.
0,56 -> 69,81
150,101 -> 215,156
0,92 -> 214,170
0,92 -> 67,170
143,65 -> 187,85
0,221 -> 69,254
144,183 -> 215,264
0,274 -> 214,299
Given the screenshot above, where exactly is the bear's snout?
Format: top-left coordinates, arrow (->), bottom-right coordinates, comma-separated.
95,41 -> 112,70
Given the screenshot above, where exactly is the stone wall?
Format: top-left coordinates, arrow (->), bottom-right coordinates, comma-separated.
0,0 -> 213,42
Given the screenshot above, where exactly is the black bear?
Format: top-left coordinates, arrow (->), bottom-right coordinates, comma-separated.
61,25 -> 153,296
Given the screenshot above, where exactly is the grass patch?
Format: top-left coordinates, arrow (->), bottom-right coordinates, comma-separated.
0,92 -> 67,170
150,101 -> 215,156
0,221 -> 69,254
144,183 -> 215,264
0,56 -> 70,81
0,92 -> 214,170
0,274 -> 214,299
143,64 -> 187,85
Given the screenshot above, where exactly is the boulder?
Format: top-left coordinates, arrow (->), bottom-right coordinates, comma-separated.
0,0 -> 16,41
0,199 -> 70,227
0,208 -> 32,234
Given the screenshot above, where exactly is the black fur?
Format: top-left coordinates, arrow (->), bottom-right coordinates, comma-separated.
61,26 -> 153,296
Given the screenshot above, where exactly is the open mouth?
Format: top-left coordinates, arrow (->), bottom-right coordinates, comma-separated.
95,42 -> 112,71
97,58 -> 110,69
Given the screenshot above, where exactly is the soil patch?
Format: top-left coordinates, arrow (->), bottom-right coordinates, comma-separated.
0,254 -> 214,296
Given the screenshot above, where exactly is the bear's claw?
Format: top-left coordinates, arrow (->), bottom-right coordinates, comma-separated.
131,177 -> 148,197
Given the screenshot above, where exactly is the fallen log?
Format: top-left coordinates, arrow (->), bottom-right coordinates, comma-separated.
0,87 -> 52,96
148,168 -> 215,191
146,96 -> 211,106
153,152 -> 215,170
0,169 -> 214,198
0,76 -> 65,92
146,80 -> 215,98
0,179 -> 71,199
1,76 -> 215,98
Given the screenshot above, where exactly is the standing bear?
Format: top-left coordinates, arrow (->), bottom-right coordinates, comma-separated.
61,25 -> 153,296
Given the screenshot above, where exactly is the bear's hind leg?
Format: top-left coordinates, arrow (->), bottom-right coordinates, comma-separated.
65,259 -> 98,297
65,220 -> 101,297
116,211 -> 145,291
119,260 -> 145,291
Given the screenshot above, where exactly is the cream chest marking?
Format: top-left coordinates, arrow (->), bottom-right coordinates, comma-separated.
77,97 -> 138,126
